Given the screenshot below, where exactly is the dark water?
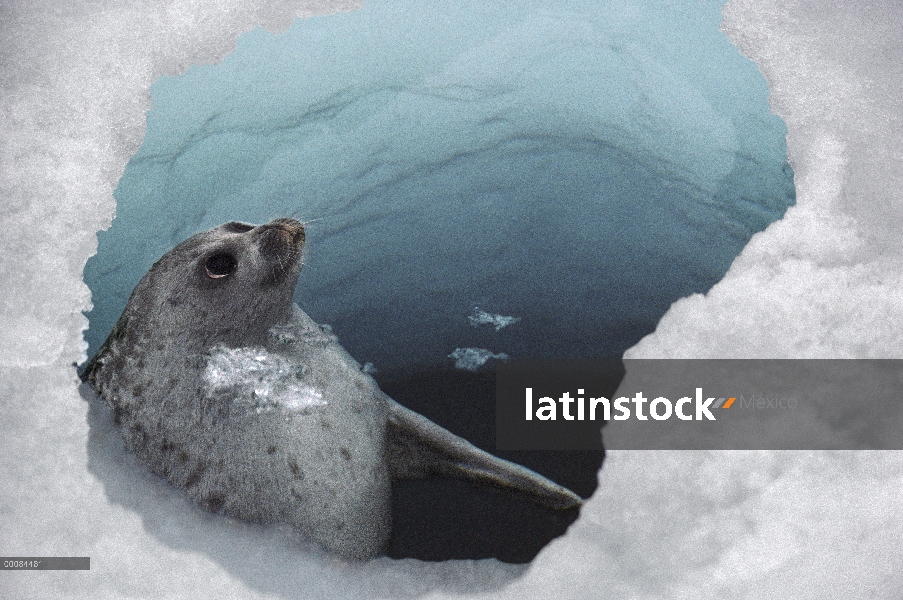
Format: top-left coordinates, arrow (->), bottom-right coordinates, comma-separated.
378,365 -> 612,562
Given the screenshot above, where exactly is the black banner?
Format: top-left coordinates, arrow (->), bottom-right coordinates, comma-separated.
496,360 -> 903,450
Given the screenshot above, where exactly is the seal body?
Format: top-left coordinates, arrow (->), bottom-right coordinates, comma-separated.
82,218 -> 581,558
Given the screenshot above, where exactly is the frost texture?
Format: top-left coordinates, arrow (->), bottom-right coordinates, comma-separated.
204,345 -> 326,414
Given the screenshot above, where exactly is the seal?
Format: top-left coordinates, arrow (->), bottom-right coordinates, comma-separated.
81,218 -> 581,559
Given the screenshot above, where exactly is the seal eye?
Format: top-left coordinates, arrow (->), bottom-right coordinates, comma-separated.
205,253 -> 237,279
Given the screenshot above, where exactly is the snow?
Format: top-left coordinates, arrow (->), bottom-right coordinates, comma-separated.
2,0 -> 902,599
204,345 -> 327,414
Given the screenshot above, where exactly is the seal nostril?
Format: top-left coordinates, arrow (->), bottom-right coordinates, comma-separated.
204,252 -> 237,278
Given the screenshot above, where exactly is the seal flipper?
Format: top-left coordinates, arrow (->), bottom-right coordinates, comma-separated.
384,397 -> 582,510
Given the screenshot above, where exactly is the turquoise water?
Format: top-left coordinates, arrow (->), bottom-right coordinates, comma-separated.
85,0 -> 794,368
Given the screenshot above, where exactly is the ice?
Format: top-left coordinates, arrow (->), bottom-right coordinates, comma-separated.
361,362 -> 378,375
448,347 -> 510,372
2,0 -> 902,599
468,308 -> 521,332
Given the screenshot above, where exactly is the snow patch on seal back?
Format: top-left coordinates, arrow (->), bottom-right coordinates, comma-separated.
204,345 -> 326,414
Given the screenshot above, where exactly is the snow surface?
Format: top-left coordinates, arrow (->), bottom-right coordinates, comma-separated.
1,1 -> 903,599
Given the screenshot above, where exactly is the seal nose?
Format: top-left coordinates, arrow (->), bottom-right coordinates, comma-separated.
261,218 -> 305,248
268,217 -> 304,230
256,218 -> 306,285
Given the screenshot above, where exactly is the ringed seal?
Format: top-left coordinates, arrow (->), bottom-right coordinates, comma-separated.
81,218 -> 581,559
